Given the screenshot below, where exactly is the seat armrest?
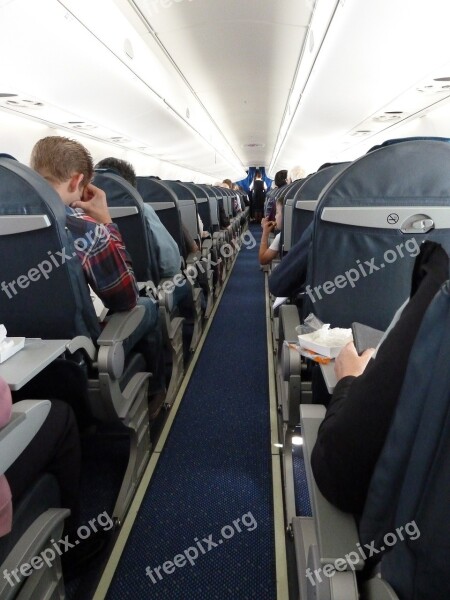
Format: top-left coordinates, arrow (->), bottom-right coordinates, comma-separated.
0,400 -> 51,474
279,304 -> 301,344
300,404 -> 364,570
201,239 -> 212,252
186,251 -> 202,265
65,336 -> 97,360
157,278 -> 175,313
0,508 -> 69,600
97,305 -> 145,345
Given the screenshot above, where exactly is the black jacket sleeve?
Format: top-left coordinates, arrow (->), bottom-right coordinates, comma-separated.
268,223 -> 313,297
311,242 -> 449,515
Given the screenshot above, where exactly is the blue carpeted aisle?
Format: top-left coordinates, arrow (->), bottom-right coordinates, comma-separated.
106,225 -> 276,599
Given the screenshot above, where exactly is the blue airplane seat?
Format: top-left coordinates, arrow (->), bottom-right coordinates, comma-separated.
179,182 -> 224,298
93,169 -> 189,400
93,169 -> 160,286
287,163 -> 351,252
359,278 -> 450,599
136,176 -> 187,259
304,138 -> 450,330
162,180 -> 214,318
0,157 -> 151,524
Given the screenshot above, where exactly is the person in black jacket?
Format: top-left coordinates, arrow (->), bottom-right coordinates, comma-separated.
250,170 -> 266,223
311,241 -> 449,515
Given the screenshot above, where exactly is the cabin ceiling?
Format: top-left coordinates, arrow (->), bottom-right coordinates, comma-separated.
126,0 -> 312,168
1,0 -> 450,180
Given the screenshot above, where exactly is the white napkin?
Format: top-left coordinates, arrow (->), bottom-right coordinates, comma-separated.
0,325 -> 13,351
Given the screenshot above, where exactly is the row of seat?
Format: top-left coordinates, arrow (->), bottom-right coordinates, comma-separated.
0,154 -> 249,599
265,137 -> 450,598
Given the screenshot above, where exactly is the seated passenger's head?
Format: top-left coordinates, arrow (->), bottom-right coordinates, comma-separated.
274,169 -> 288,188
275,197 -> 284,230
222,178 -> 233,188
215,181 -> 230,188
30,136 -> 93,206
288,165 -> 306,183
95,157 -> 136,187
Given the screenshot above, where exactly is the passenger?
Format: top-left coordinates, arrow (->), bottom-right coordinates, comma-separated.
259,197 -> 283,266
268,221 -> 313,297
94,157 -> 181,279
265,169 -> 288,220
0,378 -> 110,581
231,183 -> 243,214
274,169 -> 288,188
214,182 -> 231,229
94,156 -> 202,317
250,170 -> 267,223
310,241 -> 449,515
30,138 -> 166,415
287,165 -> 306,183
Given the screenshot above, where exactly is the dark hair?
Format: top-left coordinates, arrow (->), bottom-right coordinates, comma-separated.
255,170 -> 261,179
274,169 -> 288,187
95,157 -> 136,187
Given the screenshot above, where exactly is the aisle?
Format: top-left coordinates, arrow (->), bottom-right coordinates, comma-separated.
103,225 -> 276,599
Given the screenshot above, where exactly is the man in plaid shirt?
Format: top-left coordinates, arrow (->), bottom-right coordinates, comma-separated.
30,137 -> 165,410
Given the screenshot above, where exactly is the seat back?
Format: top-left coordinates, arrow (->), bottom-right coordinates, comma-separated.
93,170 -> 159,285
359,279 -> 450,599
284,164 -> 350,252
196,185 -> 220,231
305,139 -> 450,329
0,157 -> 100,340
136,177 -> 186,259
276,180 -> 305,252
182,183 -> 213,234
163,181 -> 200,243
212,187 -> 228,220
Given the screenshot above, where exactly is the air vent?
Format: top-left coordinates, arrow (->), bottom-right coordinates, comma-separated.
417,81 -> 450,94
186,107 -> 190,119
373,112 -> 404,123
4,98 -> 43,109
243,143 -> 265,148
68,122 -> 98,130
110,136 -> 131,143
0,93 -> 17,98
350,130 -> 372,137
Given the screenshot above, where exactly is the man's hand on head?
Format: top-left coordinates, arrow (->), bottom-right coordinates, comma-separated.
334,341 -> 375,381
71,184 -> 112,225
